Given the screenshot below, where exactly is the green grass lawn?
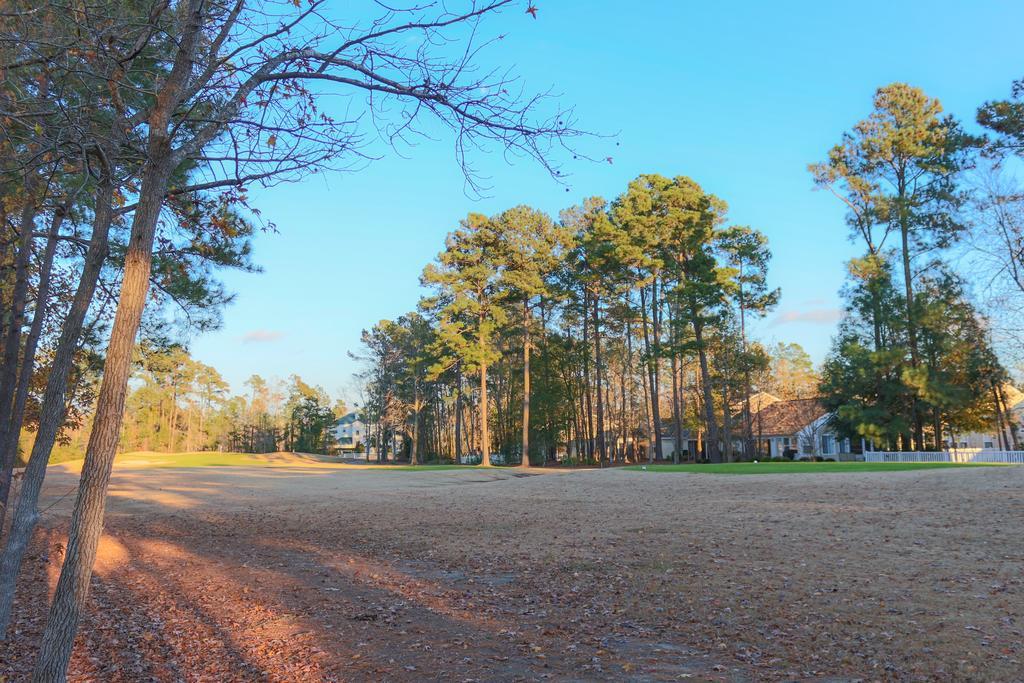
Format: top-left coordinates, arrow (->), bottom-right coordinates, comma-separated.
623,461 -> 1011,474
108,451 -> 470,470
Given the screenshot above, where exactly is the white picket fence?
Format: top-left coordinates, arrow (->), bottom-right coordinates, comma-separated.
458,452 -> 508,465
863,449 -> 1024,464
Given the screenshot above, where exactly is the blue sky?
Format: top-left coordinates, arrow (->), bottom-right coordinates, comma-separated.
188,0 -> 1024,401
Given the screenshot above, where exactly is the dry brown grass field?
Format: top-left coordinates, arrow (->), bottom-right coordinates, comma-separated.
1,456 -> 1022,681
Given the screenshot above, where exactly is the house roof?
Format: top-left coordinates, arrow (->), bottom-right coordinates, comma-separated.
335,412 -> 363,426
731,391 -> 781,416
750,398 -> 828,437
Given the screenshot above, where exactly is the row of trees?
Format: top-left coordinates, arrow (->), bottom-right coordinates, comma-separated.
358,174 -> 785,468
0,0 -> 581,677
116,345 -> 341,456
356,80 -> 1024,469
813,82 -> 1023,451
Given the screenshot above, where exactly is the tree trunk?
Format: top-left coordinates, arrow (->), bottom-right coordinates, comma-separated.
31,124 -> 179,678
581,295 -> 594,461
671,351 -> 682,465
0,188 -> 40,507
897,184 -> 924,451
520,302 -> 531,468
738,289 -> 754,460
410,380 -> 419,465
721,377 -> 733,462
592,293 -> 607,466
693,316 -> 721,463
639,283 -> 663,461
480,360 -> 490,467
0,180 -> 117,639
454,364 -> 463,463
997,384 -> 1021,450
0,205 -> 64,529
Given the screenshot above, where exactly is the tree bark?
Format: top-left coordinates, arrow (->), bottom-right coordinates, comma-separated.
32,142 -> 177,678
410,379 -> 419,465
693,316 -> 721,463
592,293 -> 607,466
480,360 -> 490,467
520,301 -> 531,468
671,350 -> 682,465
721,377 -> 734,462
454,364 -> 463,463
897,178 -> 924,451
0,186 -> 40,504
30,17 -> 204,662
639,283 -> 663,461
0,180 -> 117,639
0,205 -> 65,529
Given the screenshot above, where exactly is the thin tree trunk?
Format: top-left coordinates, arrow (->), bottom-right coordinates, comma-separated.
410,379 -> 419,465
997,384 -> 1020,450
671,351 -> 682,465
693,316 -> 721,463
639,283 -> 663,461
897,180 -> 924,451
721,377 -> 733,462
520,301 -> 531,468
454,364 -> 463,463
592,293 -> 607,466
480,360 -> 490,467
0,205 -> 65,529
738,286 -> 754,460
0,187 -> 40,505
0,180 -> 117,639
581,294 -> 594,461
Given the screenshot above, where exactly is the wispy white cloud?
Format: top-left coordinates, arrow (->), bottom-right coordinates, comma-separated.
769,308 -> 842,327
242,329 -> 284,344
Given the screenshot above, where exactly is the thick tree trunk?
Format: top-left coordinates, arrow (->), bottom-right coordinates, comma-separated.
31,138 -> 177,680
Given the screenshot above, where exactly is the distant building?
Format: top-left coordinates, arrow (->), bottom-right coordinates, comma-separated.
945,384 -> 1024,451
332,412 -> 366,451
749,397 -> 851,458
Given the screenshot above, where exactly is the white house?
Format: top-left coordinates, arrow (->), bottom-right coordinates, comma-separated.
332,412 -> 366,451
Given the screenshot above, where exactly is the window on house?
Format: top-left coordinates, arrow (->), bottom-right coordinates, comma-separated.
983,440 -> 994,449
820,436 -> 832,455
959,441 -> 968,448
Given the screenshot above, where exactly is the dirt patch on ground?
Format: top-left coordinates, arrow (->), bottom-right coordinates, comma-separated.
1,464 -> 1022,681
